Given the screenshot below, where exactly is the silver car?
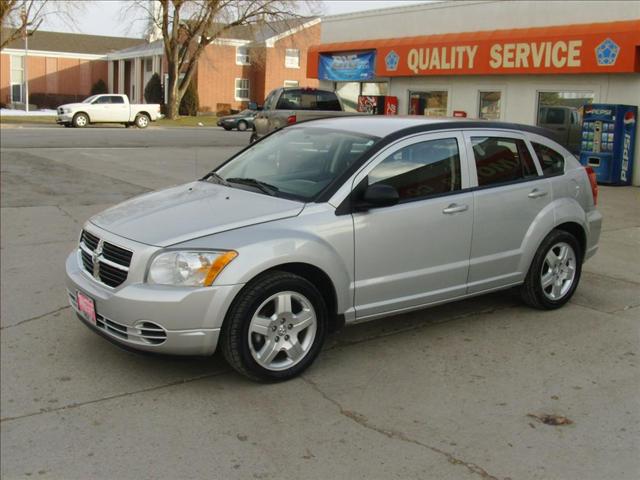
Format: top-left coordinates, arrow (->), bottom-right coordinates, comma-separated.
65,117 -> 602,381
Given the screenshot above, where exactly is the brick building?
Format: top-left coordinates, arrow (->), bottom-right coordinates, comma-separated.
1,18 -> 320,113
0,30 -> 144,107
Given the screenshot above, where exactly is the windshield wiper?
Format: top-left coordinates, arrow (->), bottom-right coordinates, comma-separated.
226,177 -> 279,196
203,172 -> 229,186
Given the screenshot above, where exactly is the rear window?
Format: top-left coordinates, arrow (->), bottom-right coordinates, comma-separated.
109,96 -> 125,104
532,142 -> 565,176
276,89 -> 341,111
471,137 -> 538,187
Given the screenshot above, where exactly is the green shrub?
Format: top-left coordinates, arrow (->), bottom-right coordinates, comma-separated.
90,79 -> 108,95
179,79 -> 199,116
144,73 -> 163,104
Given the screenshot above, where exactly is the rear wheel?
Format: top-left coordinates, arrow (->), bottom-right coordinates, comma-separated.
221,271 -> 327,382
135,114 -> 150,129
521,230 -> 582,309
237,120 -> 248,131
73,113 -> 88,128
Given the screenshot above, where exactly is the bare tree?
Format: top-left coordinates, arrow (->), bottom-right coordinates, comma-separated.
0,0 -> 81,49
135,0 -> 311,119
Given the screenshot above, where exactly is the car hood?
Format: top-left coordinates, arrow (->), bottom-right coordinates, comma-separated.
58,103 -> 85,110
90,181 -> 304,247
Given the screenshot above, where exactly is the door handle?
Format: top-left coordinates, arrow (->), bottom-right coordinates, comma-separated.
442,203 -> 468,214
528,189 -> 548,199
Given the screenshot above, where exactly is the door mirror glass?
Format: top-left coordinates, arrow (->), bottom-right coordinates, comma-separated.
360,184 -> 399,209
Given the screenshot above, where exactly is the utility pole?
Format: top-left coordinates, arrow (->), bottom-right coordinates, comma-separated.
21,8 -> 29,112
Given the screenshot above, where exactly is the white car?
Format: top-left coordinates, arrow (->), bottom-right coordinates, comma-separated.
56,94 -> 162,128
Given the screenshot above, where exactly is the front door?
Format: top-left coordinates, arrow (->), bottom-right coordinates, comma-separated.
463,131 -> 552,292
352,132 -> 473,320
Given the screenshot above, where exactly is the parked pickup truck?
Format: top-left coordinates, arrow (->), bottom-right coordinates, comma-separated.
250,87 -> 357,142
56,94 -> 162,128
538,106 -> 582,154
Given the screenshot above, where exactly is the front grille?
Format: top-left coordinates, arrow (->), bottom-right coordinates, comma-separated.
58,107 -> 63,115
78,229 -> 133,288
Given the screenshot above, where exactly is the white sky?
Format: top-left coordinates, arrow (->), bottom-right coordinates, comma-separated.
40,1 -> 433,38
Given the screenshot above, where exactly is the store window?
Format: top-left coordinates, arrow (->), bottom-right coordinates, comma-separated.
478,91 -> 501,120
335,82 -> 360,112
471,137 -> 538,187
409,91 -> 448,116
10,55 -> 24,103
536,91 -> 594,154
361,82 -> 389,96
236,46 -> 250,65
284,80 -> 299,88
285,49 -> 300,68
235,78 -> 250,100
369,138 -> 462,201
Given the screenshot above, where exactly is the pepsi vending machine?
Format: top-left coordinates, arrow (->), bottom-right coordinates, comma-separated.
579,104 -> 637,185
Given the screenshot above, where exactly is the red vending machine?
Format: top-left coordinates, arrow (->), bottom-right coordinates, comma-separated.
357,96 -> 398,115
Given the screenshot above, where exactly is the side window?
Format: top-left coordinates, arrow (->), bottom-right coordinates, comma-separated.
471,137 -> 538,187
276,89 -> 303,109
532,142 -> 565,176
109,96 -> 124,104
368,138 -> 462,201
93,96 -> 110,104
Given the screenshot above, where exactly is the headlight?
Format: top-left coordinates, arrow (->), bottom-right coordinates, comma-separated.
147,250 -> 238,286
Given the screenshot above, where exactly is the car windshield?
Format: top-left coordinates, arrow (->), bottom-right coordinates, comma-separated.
213,127 -> 378,201
82,95 -> 98,103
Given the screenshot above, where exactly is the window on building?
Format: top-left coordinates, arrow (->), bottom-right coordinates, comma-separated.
532,142 -> 565,176
10,55 -> 24,103
361,82 -> 389,96
285,48 -> 300,68
536,91 -> 594,154
409,91 -> 448,117
284,80 -> 299,88
478,91 -> 501,120
236,46 -> 250,65
335,82 -> 360,112
471,137 -> 538,187
368,138 -> 462,201
235,78 -> 250,100
145,57 -> 153,72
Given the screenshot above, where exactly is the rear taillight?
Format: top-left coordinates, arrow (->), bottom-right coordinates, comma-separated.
585,166 -> 598,205
286,114 -> 297,125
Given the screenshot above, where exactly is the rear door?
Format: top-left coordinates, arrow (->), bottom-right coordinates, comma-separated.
464,130 -> 552,292
352,131 -> 474,319
105,95 -> 129,122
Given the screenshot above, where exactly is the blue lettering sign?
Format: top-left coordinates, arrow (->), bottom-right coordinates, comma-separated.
318,51 -> 376,81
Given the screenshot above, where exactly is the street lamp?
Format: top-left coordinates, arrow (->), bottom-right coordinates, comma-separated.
20,8 -> 29,112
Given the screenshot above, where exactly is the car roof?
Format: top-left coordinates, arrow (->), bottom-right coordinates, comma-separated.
296,116 -> 558,142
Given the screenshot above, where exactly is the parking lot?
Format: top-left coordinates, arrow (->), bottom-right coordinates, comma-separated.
1,125 -> 639,480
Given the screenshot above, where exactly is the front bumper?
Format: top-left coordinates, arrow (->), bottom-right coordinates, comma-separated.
56,114 -> 73,124
65,251 -> 244,356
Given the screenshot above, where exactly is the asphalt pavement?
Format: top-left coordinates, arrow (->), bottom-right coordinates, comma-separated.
1,125 -> 639,480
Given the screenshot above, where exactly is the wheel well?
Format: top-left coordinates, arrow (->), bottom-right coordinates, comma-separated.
137,111 -> 150,119
264,263 -> 343,332
555,222 -> 586,258
73,111 -> 89,120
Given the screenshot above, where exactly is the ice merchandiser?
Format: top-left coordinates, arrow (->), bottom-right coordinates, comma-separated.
579,104 -> 637,185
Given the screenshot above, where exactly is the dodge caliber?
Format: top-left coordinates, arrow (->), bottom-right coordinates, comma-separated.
65,117 -> 602,381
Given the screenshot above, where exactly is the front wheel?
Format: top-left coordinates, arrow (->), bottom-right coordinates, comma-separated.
221,271 -> 327,382
521,230 -> 582,310
135,114 -> 150,128
73,113 -> 88,128
237,120 -> 248,131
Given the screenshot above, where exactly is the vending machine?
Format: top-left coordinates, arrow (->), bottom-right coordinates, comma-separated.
579,104 -> 637,185
357,95 -> 398,115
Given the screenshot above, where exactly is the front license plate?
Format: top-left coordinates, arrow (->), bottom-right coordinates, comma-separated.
77,291 -> 96,324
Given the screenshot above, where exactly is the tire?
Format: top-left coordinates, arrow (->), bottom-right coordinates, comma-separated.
135,114 -> 150,129
521,229 -> 582,310
221,271 -> 328,382
73,113 -> 89,128
237,120 -> 248,131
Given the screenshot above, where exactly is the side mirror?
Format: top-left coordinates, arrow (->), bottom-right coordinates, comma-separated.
358,184 -> 399,209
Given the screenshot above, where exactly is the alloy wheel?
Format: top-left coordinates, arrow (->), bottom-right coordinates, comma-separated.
247,291 -> 317,371
540,242 -> 577,301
